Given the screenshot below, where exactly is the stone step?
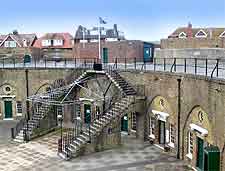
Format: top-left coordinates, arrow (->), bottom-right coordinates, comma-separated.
13,138 -> 24,143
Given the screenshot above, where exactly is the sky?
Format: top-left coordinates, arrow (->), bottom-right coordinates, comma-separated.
0,0 -> 225,41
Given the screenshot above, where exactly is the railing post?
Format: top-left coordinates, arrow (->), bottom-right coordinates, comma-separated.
2,58 -> 4,68
154,58 -> 156,71
13,58 -> 15,68
55,60 -> 56,68
44,58 -> 46,68
74,57 -> 76,68
134,57 -> 136,70
174,58 -> 176,72
115,58 -> 117,69
34,57 -> 36,69
216,59 -> 219,77
164,58 -> 166,71
195,58 -> 197,75
125,57 -> 127,70
205,59 -> 208,76
184,58 -> 187,73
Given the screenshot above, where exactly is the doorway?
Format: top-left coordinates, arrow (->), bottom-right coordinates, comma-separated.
102,48 -> 108,63
84,104 -> 91,124
4,101 -> 13,119
121,114 -> 128,132
159,120 -> 166,144
196,137 -> 204,170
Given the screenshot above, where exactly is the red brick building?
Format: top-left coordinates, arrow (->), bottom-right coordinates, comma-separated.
74,25 -> 155,63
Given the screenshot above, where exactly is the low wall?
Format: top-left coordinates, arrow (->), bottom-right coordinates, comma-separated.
155,48 -> 225,59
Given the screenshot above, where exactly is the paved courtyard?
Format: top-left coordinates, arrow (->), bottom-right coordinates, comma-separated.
0,131 -> 189,171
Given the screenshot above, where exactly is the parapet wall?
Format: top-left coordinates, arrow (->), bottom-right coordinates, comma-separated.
155,48 -> 225,59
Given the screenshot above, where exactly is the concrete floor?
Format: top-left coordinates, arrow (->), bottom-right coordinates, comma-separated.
0,120 -> 18,144
0,131 -> 188,171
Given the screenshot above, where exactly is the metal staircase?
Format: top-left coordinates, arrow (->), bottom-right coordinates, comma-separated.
13,71 -> 89,143
58,69 -> 137,160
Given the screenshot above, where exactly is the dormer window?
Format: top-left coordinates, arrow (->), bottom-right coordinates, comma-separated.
219,30 -> 225,38
23,39 -> 27,47
42,39 -> 51,46
195,29 -> 207,38
53,39 -> 63,46
179,32 -> 187,39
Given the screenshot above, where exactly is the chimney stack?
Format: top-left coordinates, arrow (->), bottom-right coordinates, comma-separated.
187,22 -> 193,38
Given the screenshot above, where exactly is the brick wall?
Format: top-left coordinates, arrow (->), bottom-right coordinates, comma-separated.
73,40 -> 144,63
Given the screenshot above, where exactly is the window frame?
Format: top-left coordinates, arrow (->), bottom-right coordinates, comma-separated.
149,116 -> 155,139
168,124 -> 175,148
186,131 -> 194,159
131,112 -> 137,131
16,101 -> 23,114
195,29 -> 208,38
178,32 -> 187,39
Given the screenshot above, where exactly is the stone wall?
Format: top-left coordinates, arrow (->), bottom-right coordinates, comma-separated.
1,68 -> 225,169
119,70 -> 225,170
161,38 -> 225,49
155,48 -> 225,59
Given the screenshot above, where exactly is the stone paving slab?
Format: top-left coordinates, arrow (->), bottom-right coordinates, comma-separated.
0,132 -> 187,171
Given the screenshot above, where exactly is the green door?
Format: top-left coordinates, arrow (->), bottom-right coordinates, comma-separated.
4,101 -> 12,118
84,104 -> 91,124
24,54 -> 31,63
121,114 -> 128,132
102,48 -> 108,63
159,120 -> 166,144
196,137 -> 204,170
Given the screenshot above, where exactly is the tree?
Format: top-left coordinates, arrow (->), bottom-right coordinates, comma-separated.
12,30 -> 18,35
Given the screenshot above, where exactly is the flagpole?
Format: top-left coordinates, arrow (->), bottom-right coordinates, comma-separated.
98,20 -> 101,63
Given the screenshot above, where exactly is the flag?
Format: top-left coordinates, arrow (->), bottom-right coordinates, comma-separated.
99,17 -> 107,24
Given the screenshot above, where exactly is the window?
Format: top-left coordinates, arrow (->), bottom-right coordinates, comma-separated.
187,131 -> 194,159
131,112 -> 137,131
4,41 -> 16,48
96,106 -> 100,119
169,124 -> 175,147
179,32 -> 187,39
57,106 -> 64,116
149,117 -> 155,138
16,101 -> 22,114
53,39 -> 63,46
42,39 -> 51,46
195,30 -> 207,38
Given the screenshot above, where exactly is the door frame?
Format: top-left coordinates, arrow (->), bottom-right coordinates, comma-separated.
158,120 -> 166,144
121,114 -> 128,132
4,100 -> 13,119
102,47 -> 108,64
196,137 -> 204,170
84,104 -> 91,124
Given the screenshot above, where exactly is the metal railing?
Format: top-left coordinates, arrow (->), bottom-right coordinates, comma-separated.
1,57 -> 225,79
11,118 -> 27,140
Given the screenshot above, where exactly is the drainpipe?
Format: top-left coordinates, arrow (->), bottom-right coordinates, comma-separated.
177,78 -> 181,159
25,69 -> 30,121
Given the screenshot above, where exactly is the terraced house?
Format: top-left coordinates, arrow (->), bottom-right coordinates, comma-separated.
161,23 -> 225,49
34,32 -> 74,59
0,31 -> 40,59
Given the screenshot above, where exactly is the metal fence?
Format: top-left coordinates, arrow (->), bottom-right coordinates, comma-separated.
1,57 -> 225,79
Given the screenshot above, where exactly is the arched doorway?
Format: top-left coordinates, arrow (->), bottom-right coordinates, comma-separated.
183,106 -> 220,171
148,96 -> 176,150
